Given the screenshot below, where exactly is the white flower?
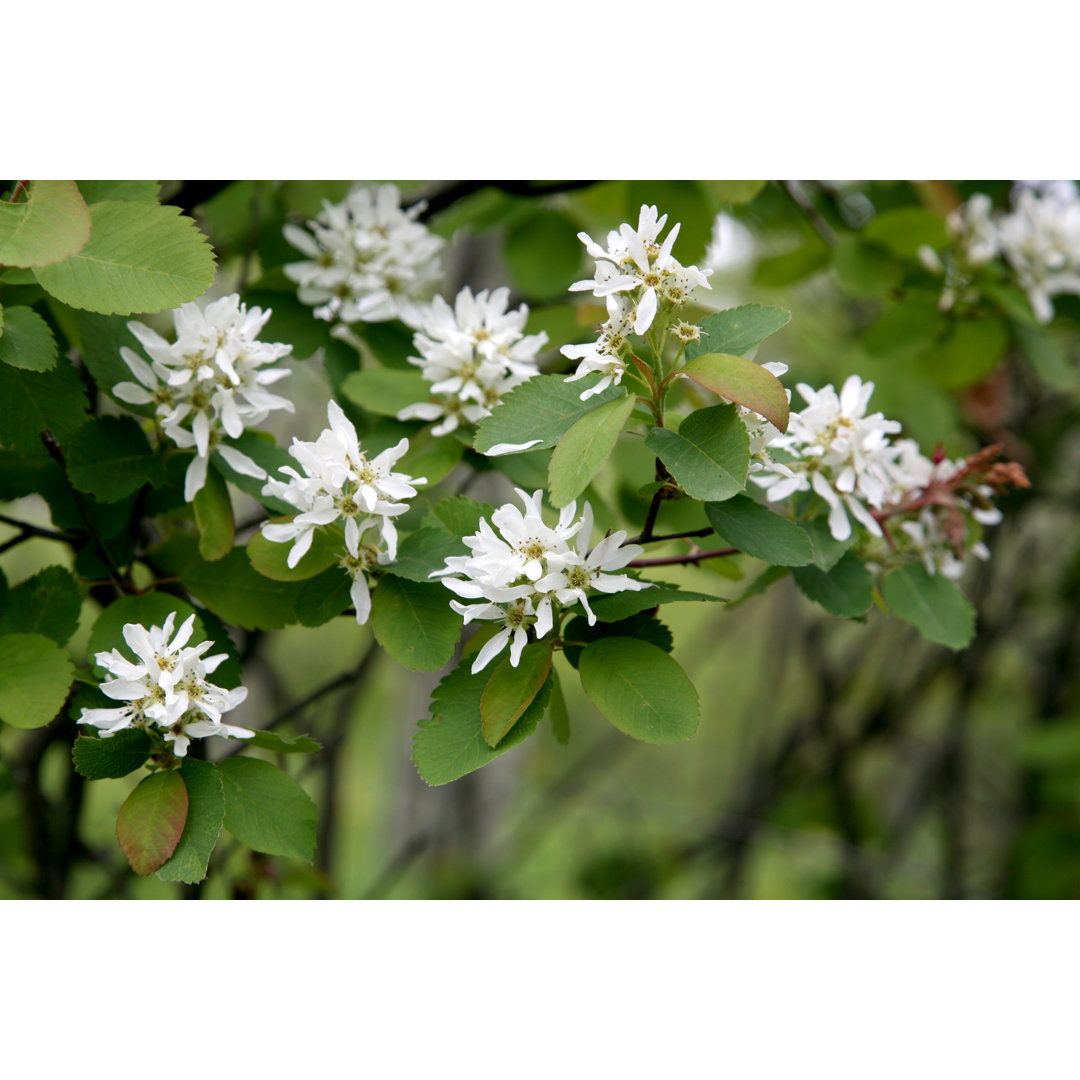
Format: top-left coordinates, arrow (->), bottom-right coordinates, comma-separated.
433,490 -> 650,672
753,375 -> 903,542
397,286 -> 546,437
79,612 -> 253,757
115,293 -> 293,501
570,204 -> 712,336
260,400 -> 425,625
283,183 -> 445,330
561,294 -> 635,401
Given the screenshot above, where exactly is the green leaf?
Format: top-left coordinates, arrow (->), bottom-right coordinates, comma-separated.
548,669 -> 570,745
833,235 -> 903,297
679,353 -> 789,431
753,243 -> 830,287
0,566 -> 82,645
588,581 -> 724,622
1013,321 -> 1075,390
710,180 -> 766,205
33,201 -> 216,316
371,575 -> 461,671
863,295 -> 946,359
412,660 -> 549,786
171,544 -> 305,630
156,759 -> 225,884
504,210 -> 583,298
246,523 -> 342,582
645,403 -> 750,502
0,181 -> 91,268
0,306 -> 57,371
919,317 -> 1008,389
193,463 -> 234,561
116,770 -> 189,876
548,393 -> 634,508
341,367 -> 429,418
578,637 -> 699,744
0,353 -> 89,453
295,568 -> 353,627
792,554 -> 873,618
73,311 -> 152,412
863,206 -> 947,259
481,641 -> 553,747
72,729 -> 152,780
246,730 -> 322,755
219,756 -> 317,862
704,495 -> 813,565
562,611 -> 673,669
399,427 -> 463,485
424,496 -> 494,538
882,563 -> 976,649
627,181 -> 714,263
473,374 -> 625,454
801,516 -> 858,571
65,415 -> 163,502
685,304 -> 791,360
77,181 -> 160,204
384,526 -> 464,583
0,633 -> 74,729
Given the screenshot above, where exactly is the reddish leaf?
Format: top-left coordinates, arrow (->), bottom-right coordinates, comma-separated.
680,352 -> 790,433
116,770 -> 189,876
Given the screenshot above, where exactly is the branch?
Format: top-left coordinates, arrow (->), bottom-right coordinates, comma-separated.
627,526 -> 714,546
629,546 -> 738,568
781,180 -> 837,247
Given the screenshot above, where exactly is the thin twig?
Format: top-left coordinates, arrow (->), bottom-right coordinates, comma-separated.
781,180 -> 837,247
627,526 -> 714,546
629,546 -> 738,568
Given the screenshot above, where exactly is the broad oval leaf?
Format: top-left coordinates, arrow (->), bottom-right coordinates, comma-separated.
371,575 -> 461,672
0,306 -> 57,371
156,759 -> 225,884
578,637 -> 699,744
33,201 -> 216,316
680,352 -> 790,432
66,415 -> 163,502
0,632 -> 75,729
246,523 -> 342,582
548,393 -> 634,508
0,181 -> 91,268
685,303 -> 791,360
0,565 -> 82,645
882,563 -> 976,650
473,374 -> 625,454
792,554 -> 873,618
116,770 -> 189,876
342,367 -> 431,418
704,495 -> 813,566
481,641 -> 553,747
72,730 -> 153,780
219,756 -> 317,862
413,660 -> 551,786
644,403 -> 749,502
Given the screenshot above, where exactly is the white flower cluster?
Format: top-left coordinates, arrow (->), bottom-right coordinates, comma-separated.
884,442 -> 1003,581
432,489 -> 650,673
923,182 -> 1080,323
753,375 -> 904,543
753,375 -> 1007,578
115,294 -> 294,501
283,183 -> 445,329
396,286 -> 547,436
564,205 -> 713,400
261,401 -> 426,624
78,612 -> 252,757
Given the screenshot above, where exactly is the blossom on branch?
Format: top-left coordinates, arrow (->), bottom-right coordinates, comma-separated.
283,183 -> 445,329
78,612 -> 252,757
114,293 -> 294,501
